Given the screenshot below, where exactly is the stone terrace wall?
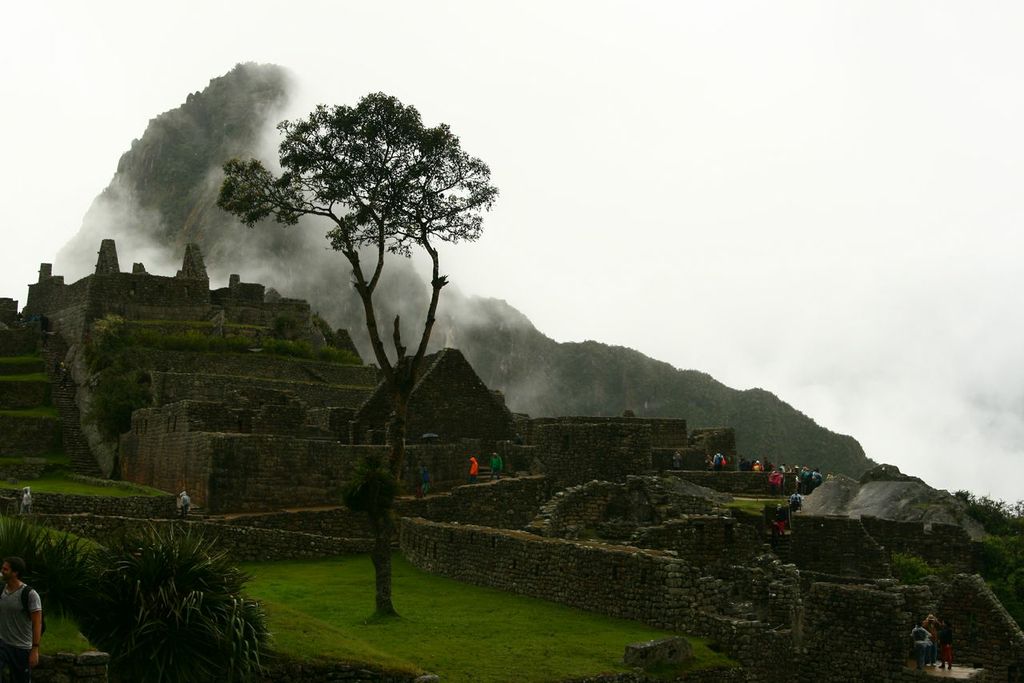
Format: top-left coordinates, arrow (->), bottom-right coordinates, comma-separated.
632,517 -> 766,568
0,491 -> 175,518
126,348 -> 378,386
400,517 -> 716,630
800,582 -> 908,682
936,574 -> 1024,679
36,514 -> 373,561
258,658 -> 415,683
528,477 -> 718,540
525,417 -> 687,449
790,516 -> 891,579
0,414 -> 60,456
532,422 -> 652,488
400,518 -> 796,681
121,416 -> 480,512
220,477 -> 551,538
675,471 -> 798,496
860,516 -> 977,573
0,327 -> 38,355
0,379 -> 49,409
150,372 -> 371,410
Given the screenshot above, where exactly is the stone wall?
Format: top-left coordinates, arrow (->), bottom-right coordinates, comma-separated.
258,657 -> 415,683
936,574 -> 1024,680
126,348 -> 378,386
150,372 -> 372,410
0,379 -> 49,410
35,514 -> 373,561
34,651 -> 109,683
789,515 -> 891,579
532,422 -> 652,488
688,428 -> 737,458
631,516 -> 766,568
121,410 -> 482,512
860,516 -> 977,573
0,298 -> 16,326
220,477 -> 551,538
400,518 -> 797,681
0,413 -> 60,456
0,491 -> 175,517
525,417 -> 687,449
0,327 -> 38,355
800,582 -> 909,682
674,471 -> 798,496
527,477 -> 719,541
653,447 -> 708,471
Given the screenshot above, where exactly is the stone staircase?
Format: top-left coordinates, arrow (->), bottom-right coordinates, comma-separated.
41,341 -> 101,476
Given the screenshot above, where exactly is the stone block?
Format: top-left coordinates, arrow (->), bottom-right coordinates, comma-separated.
622,636 -> 693,668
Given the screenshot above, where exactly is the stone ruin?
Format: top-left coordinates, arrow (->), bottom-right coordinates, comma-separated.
1,238 -> 1021,682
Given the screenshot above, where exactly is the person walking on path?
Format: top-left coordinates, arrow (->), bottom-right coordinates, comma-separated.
177,491 -> 190,519
938,618 -> 954,670
0,556 -> 42,682
468,456 -> 479,484
17,490 -> 30,516
489,453 -> 503,480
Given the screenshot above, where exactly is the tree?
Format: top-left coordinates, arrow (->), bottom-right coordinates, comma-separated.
217,93 -> 497,615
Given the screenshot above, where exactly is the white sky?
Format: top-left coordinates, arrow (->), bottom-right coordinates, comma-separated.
2,1 -> 1023,499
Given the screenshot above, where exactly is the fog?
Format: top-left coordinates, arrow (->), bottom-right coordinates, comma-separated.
2,1 -> 1023,498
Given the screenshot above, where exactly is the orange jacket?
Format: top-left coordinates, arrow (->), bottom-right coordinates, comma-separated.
469,457 -> 479,475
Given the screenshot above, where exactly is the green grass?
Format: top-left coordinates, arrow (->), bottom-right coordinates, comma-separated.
0,407 -> 58,419
0,356 -> 40,366
0,473 -> 166,497
723,497 -> 782,515
0,452 -> 70,467
0,373 -> 48,382
243,555 -> 734,681
44,614 -> 95,654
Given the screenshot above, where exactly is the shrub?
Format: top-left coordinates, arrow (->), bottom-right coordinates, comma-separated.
86,368 -> 152,440
0,517 -> 94,618
891,552 -> 936,585
80,525 -> 268,683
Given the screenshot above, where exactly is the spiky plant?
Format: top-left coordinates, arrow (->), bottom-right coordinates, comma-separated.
0,516 -> 94,617
80,525 -> 268,683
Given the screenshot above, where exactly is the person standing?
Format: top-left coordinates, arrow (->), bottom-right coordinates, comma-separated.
177,491 -> 190,519
938,618 -> 954,670
911,620 -> 932,670
17,490 -> 30,516
489,453 -> 503,480
0,557 -> 42,682
468,456 -> 479,483
419,464 -> 431,497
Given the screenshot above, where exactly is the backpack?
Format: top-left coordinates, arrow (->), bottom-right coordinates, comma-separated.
713,453 -> 723,466
19,584 -> 45,635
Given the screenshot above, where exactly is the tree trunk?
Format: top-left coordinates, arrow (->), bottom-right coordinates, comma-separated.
370,511 -> 396,616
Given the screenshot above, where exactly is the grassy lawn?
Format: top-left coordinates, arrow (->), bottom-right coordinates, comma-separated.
243,555 -> 734,681
0,373 -> 47,382
0,473 -> 166,498
723,497 -> 783,515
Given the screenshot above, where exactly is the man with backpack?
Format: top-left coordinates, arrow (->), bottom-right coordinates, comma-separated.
0,556 -> 42,682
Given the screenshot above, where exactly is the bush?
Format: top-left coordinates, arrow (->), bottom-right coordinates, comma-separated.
86,368 -> 152,440
343,455 -> 399,516
80,525 -> 268,683
0,517 -> 94,618
891,552 -> 937,585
